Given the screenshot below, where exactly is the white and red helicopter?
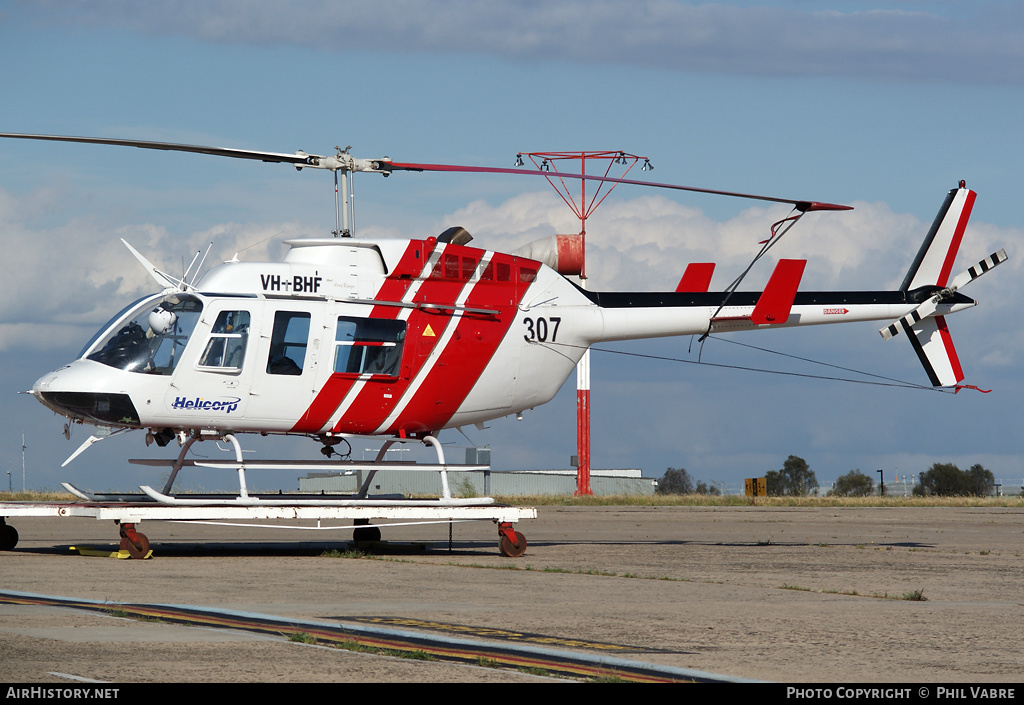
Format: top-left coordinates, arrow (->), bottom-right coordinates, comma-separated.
0,133 -> 1007,556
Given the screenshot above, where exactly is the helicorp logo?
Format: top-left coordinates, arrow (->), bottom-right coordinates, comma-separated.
171,396 -> 241,414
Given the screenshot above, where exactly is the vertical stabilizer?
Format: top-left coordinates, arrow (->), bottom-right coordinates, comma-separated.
904,315 -> 964,387
894,184 -> 976,386
900,185 -> 975,291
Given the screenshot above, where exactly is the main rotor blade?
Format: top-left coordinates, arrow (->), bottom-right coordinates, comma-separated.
0,132 -> 324,167
381,161 -> 853,212
0,132 -> 853,211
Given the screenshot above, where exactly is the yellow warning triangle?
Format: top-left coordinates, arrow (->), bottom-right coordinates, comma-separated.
423,324 -> 437,337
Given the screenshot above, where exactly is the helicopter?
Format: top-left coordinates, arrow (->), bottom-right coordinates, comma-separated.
0,133 -> 1008,556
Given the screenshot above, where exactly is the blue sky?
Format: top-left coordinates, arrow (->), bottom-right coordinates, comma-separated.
1,1 -> 1023,493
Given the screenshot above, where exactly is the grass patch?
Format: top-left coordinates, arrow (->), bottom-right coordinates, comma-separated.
102,606 -> 165,623
321,548 -> 368,559
491,494 -> 1024,508
331,638 -> 435,661
0,490 -> 78,502
781,585 -> 927,600
589,674 -> 633,683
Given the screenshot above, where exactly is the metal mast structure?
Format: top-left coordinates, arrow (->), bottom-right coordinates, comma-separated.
516,151 -> 652,495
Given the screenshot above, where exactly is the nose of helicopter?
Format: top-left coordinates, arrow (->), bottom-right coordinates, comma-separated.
31,361 -> 141,427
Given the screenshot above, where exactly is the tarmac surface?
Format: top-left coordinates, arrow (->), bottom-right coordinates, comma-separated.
1,504 -> 1023,683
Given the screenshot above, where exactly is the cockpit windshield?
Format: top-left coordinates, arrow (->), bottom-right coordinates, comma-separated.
85,294 -> 203,374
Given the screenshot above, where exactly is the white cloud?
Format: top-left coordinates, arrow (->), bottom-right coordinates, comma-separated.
26,1 -> 1024,84
0,183 -> 307,350
445,188 -> 1017,293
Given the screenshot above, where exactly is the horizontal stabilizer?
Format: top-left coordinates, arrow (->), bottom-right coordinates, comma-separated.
749,259 -> 806,325
675,263 -> 715,292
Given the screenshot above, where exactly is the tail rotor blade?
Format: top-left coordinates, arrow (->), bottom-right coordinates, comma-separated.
879,248 -> 1007,340
880,296 -> 942,341
946,248 -> 1007,292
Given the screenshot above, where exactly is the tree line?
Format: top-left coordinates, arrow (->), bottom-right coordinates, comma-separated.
657,457 -> 999,497
656,467 -> 721,495
831,462 -> 997,497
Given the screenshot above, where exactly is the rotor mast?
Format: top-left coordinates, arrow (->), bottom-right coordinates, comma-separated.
0,133 -> 398,238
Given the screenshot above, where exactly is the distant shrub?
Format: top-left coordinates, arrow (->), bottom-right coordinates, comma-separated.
829,470 -> 874,497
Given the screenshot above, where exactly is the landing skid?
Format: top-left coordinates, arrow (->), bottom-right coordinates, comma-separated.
131,432 -> 485,502
136,485 -> 495,507
61,482 -> 449,507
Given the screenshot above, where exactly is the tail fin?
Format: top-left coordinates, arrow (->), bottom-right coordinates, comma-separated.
749,259 -> 806,325
675,263 -> 716,292
900,184 -> 975,291
889,184 -> 977,387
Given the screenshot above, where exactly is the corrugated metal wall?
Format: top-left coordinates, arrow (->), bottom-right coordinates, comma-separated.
298,469 -> 657,496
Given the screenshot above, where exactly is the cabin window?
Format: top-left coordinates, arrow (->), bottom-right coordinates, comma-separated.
444,254 -> 459,278
267,311 -> 310,375
198,310 -> 250,372
86,294 -> 203,375
334,317 -> 406,377
429,253 -> 481,281
479,260 -> 511,282
461,256 -> 478,279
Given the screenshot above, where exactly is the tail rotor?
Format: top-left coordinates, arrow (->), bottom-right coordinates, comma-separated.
877,184 -> 1006,387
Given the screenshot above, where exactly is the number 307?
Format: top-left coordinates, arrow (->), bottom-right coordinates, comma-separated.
523,316 -> 561,342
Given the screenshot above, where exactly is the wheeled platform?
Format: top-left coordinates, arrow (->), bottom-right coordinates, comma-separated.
0,490 -> 536,558
1,432 -> 535,558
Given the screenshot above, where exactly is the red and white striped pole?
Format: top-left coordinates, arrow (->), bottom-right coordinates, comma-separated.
576,341 -> 592,495
575,158 -> 591,495
518,151 -> 648,495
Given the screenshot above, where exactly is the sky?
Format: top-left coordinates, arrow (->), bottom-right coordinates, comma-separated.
1,1 -> 1023,494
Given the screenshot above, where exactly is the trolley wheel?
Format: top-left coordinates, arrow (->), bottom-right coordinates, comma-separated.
353,518 -> 381,543
498,530 -> 527,558
352,526 -> 382,543
120,533 -> 150,559
0,524 -> 18,551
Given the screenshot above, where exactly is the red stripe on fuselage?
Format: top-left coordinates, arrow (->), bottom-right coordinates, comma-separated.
293,244 -> 536,437
377,254 -> 530,435
290,240 -> 427,433
332,273 -> 469,434
326,244 -> 488,435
